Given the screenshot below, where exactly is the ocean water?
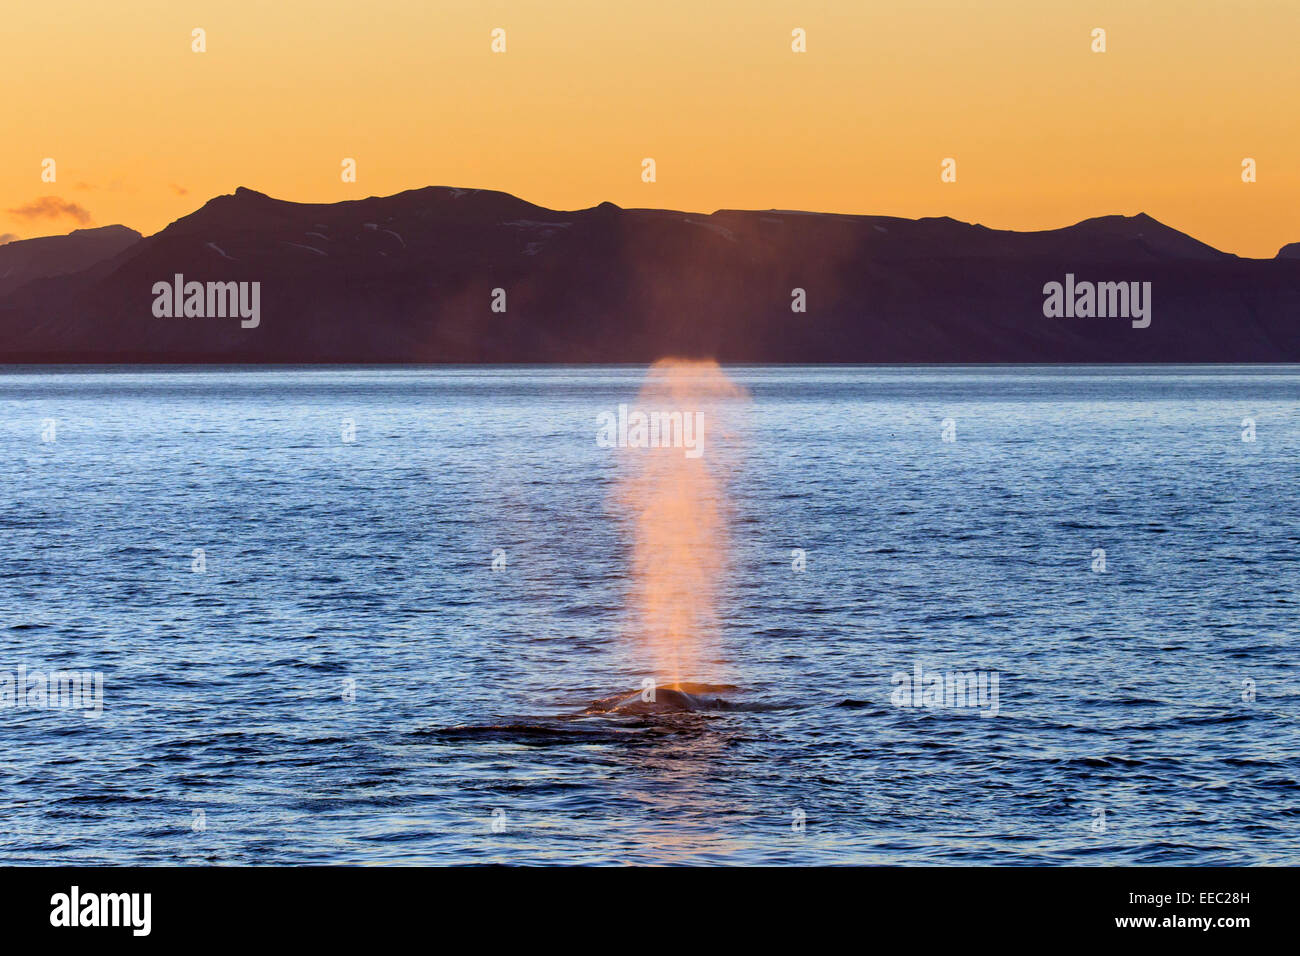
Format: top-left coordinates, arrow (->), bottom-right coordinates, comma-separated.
0,365 -> 1296,865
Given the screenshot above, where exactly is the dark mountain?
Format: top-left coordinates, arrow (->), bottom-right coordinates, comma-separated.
0,186 -> 1295,362
0,225 -> 141,298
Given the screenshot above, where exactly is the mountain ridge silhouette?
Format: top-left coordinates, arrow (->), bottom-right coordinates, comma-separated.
1,186 -> 1295,362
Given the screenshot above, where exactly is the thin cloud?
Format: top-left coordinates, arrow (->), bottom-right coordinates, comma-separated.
6,196 -> 93,225
0,233 -> 19,245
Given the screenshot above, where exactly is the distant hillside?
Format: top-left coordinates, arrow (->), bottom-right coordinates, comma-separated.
0,225 -> 141,298
0,187 -> 1296,362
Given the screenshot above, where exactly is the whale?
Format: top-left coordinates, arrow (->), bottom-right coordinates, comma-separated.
586,682 -> 740,715
608,687 -> 723,714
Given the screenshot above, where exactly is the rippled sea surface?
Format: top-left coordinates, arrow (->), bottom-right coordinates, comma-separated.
1,365 -> 1297,865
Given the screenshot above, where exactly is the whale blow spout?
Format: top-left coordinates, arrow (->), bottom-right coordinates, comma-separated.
613,359 -> 749,684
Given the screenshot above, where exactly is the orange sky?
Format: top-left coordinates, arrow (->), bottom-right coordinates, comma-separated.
2,0 -> 1297,257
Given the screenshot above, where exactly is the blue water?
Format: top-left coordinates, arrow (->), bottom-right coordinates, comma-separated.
1,365 -> 1297,865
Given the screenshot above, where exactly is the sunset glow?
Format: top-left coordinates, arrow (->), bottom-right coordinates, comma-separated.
3,1 -> 1297,256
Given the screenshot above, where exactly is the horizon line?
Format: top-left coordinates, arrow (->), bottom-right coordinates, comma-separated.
8,183 -> 1294,260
